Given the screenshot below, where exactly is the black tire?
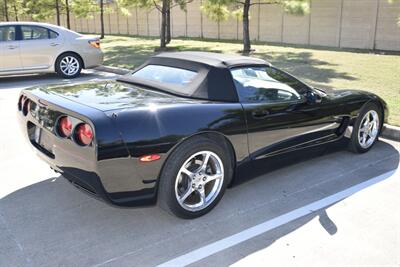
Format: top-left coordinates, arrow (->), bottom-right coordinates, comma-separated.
158,136 -> 233,219
55,52 -> 82,78
348,102 -> 382,154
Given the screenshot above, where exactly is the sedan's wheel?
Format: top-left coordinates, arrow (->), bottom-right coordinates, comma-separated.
348,103 -> 381,153
158,137 -> 233,218
56,53 -> 82,78
175,151 -> 224,212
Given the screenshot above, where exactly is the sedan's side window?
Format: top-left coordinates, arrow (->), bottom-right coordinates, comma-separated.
0,26 -> 16,42
21,26 -> 57,41
231,66 -> 307,103
49,30 -> 59,39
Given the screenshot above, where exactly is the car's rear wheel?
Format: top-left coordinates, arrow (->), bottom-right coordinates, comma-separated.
348,103 -> 381,153
55,53 -> 82,78
158,137 -> 232,218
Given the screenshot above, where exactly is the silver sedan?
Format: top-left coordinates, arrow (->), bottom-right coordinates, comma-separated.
0,22 -> 103,78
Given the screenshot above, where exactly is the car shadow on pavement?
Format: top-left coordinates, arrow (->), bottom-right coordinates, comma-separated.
0,140 -> 398,267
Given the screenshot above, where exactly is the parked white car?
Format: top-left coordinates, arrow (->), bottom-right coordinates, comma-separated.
0,22 -> 103,78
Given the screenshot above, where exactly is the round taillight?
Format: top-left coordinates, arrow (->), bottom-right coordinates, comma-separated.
58,116 -> 73,137
18,95 -> 24,111
75,123 -> 93,146
22,99 -> 30,116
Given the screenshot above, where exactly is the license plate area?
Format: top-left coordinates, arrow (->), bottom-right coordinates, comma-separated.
28,122 -> 55,159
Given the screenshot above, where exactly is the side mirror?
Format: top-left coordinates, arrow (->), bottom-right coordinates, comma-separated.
306,90 -> 322,104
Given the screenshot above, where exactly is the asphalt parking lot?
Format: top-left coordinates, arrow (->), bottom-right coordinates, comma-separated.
0,71 -> 399,267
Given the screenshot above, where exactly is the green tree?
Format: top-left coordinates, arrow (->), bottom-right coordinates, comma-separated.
117,0 -> 192,49
71,0 -> 98,19
24,0 -> 58,21
0,0 -> 9,21
56,0 -> 61,25
73,0 -> 130,39
201,0 -> 309,54
0,0 -> 25,21
99,0 -> 104,38
65,0 -> 71,28
55,0 -> 72,28
72,0 -> 108,38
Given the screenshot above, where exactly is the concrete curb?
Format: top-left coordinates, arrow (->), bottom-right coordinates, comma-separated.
382,124 -> 400,142
97,65 -> 400,142
95,65 -> 130,75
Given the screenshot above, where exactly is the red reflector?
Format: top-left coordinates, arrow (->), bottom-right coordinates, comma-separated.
139,154 -> 161,162
75,123 -> 93,146
58,116 -> 72,137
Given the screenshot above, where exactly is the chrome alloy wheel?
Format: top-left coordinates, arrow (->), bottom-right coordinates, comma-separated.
60,56 -> 80,76
358,110 -> 379,149
174,151 -> 224,212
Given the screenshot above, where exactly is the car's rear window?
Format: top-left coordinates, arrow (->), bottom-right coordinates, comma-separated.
132,65 -> 197,87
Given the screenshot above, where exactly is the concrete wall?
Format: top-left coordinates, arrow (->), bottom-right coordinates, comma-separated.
39,0 -> 400,51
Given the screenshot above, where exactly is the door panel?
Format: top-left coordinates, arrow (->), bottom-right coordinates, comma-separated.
0,26 -> 22,72
242,101 -> 341,159
19,25 -> 63,70
231,65 -> 341,159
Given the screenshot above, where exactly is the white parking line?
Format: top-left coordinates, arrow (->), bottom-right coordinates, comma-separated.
157,168 -> 399,267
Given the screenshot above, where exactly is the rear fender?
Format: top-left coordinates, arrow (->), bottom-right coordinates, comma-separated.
110,102 -> 248,194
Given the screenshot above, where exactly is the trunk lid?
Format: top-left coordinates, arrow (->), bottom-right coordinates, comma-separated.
35,81 -> 201,112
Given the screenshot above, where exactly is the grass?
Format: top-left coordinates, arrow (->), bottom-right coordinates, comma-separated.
101,35 -> 400,126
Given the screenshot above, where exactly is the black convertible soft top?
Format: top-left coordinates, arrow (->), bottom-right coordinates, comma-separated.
117,52 -> 270,102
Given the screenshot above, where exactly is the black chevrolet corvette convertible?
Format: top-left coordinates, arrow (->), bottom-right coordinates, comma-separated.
18,52 -> 388,218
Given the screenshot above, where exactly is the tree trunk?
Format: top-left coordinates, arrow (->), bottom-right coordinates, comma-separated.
100,0 -> 105,39
4,0 -> 9,21
166,7 -> 171,44
160,0 -> 168,48
242,0 -> 251,54
55,0 -> 60,26
65,0 -> 70,29
13,2 -> 18,21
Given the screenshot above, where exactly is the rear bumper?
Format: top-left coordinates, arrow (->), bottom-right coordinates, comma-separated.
81,49 -> 103,69
32,145 -> 158,207
17,91 -> 159,207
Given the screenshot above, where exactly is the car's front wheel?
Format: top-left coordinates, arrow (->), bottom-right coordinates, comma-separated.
55,53 -> 82,78
158,137 -> 232,218
348,103 -> 382,153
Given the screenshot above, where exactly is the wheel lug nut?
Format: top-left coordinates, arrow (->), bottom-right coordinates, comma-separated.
198,185 -> 202,189
203,177 -> 206,181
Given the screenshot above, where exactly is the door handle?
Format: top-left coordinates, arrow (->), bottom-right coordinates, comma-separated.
252,109 -> 270,119
7,45 -> 18,50
50,43 -> 60,46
